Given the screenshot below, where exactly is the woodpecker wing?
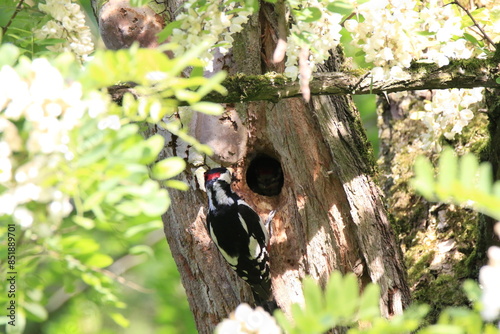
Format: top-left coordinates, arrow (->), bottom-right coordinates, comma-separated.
235,200 -> 272,300
237,200 -> 270,247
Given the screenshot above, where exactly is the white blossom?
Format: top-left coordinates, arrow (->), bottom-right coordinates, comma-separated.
13,207 -> 35,228
170,0 -> 253,71
344,0 -> 497,80
34,0 -> 94,60
479,223 -> 500,322
409,88 -> 484,151
98,115 -> 121,130
284,1 -> 342,80
0,57 -> 111,225
215,304 -> 281,334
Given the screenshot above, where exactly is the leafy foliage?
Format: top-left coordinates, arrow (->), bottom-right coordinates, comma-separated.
275,272 -> 499,334
0,38 -> 224,333
412,147 -> 500,221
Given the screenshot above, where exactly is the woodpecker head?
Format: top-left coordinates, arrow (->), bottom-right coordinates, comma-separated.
204,167 -> 236,208
204,167 -> 233,189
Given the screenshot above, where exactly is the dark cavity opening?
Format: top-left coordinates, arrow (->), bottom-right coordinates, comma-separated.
246,154 -> 284,196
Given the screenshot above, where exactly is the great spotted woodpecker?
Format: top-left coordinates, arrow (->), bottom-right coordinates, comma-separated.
204,167 -> 276,310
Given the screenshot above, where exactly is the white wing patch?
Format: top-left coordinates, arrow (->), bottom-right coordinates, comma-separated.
237,199 -> 270,245
248,235 -> 261,259
238,213 -> 249,234
210,224 -> 238,266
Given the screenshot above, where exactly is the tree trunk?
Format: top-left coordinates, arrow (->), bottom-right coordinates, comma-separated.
377,87 -> 500,321
93,1 -> 411,332
157,8 -> 410,334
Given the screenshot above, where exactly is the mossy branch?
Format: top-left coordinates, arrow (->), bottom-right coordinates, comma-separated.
108,58 -> 500,104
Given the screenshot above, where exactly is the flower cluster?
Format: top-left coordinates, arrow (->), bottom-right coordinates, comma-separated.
34,0 -> 94,60
479,223 -> 500,322
409,88 -> 483,151
284,1 -> 342,80
0,57 -> 109,227
215,304 -> 282,334
345,0 -> 500,80
170,0 -> 253,71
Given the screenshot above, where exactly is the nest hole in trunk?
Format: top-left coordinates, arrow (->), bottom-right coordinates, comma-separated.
246,154 -> 284,197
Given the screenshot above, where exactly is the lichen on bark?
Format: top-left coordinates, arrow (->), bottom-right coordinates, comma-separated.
377,89 -> 491,323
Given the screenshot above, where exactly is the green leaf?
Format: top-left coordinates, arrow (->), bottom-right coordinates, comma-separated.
83,192 -> 106,212
325,271 -> 343,316
437,148 -> 457,200
418,325 -> 464,334
190,102 -> 224,115
152,157 -> 186,180
357,283 -> 380,320
463,33 -> 483,48
302,277 -> 323,315
462,280 -> 482,304
125,220 -> 163,238
35,38 -> 67,46
139,189 -> 170,216
61,236 -> 100,255
72,216 -> 95,230
0,43 -> 20,67
7,307 -> 25,333
196,71 -> 228,97
494,182 -> 500,198
165,179 -> 189,191
175,89 -> 201,103
129,245 -> 154,257
477,162 -> 492,194
110,312 -> 130,328
294,7 -> 322,23
81,273 -> 101,287
157,20 -> 183,43
23,302 -> 48,322
129,0 -> 150,7
339,273 -> 359,319
77,143 -> 109,167
122,134 -> 164,164
459,153 -> 478,192
84,253 -> 114,268
116,200 -> 142,216
412,156 -> 436,200
327,1 -> 354,13
274,310 -> 294,333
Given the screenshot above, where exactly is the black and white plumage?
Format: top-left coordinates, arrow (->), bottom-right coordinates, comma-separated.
204,167 -> 275,308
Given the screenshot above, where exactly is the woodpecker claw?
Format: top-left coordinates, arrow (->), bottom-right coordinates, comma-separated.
265,210 -> 276,239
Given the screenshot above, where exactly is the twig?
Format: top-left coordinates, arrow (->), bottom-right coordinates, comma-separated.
450,1 -> 496,49
1,0 -> 25,36
340,12 -> 356,27
272,0 -> 288,64
46,229 -> 165,313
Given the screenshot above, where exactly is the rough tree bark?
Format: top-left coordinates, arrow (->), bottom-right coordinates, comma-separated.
93,1 -> 411,332
377,87 -> 500,321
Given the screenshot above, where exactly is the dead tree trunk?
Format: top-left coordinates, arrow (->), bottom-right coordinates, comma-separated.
93,1 -> 411,332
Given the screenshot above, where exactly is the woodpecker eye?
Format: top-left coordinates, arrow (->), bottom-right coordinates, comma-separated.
246,154 -> 284,196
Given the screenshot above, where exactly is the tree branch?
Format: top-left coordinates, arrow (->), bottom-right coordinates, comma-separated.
450,1 -> 496,48
108,58 -> 500,104
1,0 -> 25,36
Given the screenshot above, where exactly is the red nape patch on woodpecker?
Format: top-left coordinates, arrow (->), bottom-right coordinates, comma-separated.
205,172 -> 221,182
